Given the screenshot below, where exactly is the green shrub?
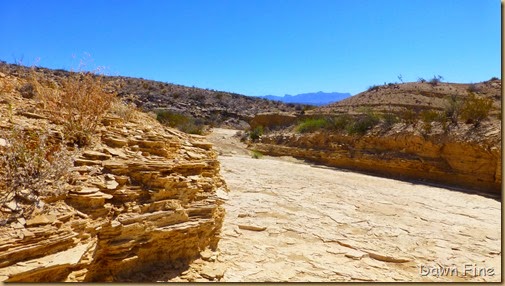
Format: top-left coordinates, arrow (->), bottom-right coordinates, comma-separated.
296,118 -> 327,133
326,115 -> 351,131
155,110 -> 205,135
460,93 -> 493,126
420,110 -> 439,123
249,126 -> 264,141
420,110 -> 440,133
400,109 -> 418,125
382,112 -> 399,129
444,95 -> 462,124
436,111 -> 449,132
346,111 -> 380,135
251,150 -> 263,159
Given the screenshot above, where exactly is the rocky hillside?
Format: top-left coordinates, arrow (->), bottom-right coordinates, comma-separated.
0,62 -> 309,129
0,69 -> 227,281
249,80 -> 502,195
318,80 -> 501,116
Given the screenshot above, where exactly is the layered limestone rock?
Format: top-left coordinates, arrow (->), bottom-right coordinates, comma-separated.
252,123 -> 501,195
0,103 -> 226,281
249,112 -> 299,130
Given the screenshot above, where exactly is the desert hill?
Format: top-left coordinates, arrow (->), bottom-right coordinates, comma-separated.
0,62 -> 310,130
318,80 -> 501,116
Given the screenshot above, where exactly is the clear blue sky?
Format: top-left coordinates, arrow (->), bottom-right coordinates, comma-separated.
0,0 -> 500,96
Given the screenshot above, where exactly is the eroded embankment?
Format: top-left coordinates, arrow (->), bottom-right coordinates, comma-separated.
252,130 -> 501,195
0,109 -> 226,282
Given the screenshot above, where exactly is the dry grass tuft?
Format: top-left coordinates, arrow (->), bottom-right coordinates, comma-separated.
109,94 -> 139,122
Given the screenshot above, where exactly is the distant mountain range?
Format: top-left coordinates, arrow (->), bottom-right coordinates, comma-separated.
258,91 -> 351,106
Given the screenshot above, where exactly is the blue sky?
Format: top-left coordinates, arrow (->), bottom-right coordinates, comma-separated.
0,0 -> 500,96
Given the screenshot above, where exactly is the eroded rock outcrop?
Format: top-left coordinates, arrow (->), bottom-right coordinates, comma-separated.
0,95 -> 226,281
252,122 -> 501,195
249,112 -> 299,130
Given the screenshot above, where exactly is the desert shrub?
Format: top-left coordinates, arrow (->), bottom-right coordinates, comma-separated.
429,75 -> 444,86
18,82 -> 37,98
109,94 -> 139,122
249,126 -> 264,141
367,85 -> 380,92
417,77 -> 426,83
460,93 -> 493,126
400,109 -> 418,125
296,118 -> 327,133
420,110 -> 439,133
420,110 -> 439,123
251,150 -> 263,159
346,110 -> 380,135
37,71 -> 115,146
109,98 -> 137,122
155,110 -> 206,135
467,83 -> 481,93
0,128 -> 74,223
436,112 -> 450,132
444,95 -> 462,124
326,115 -> 351,131
190,93 -> 205,101
490,77 -> 499,81
382,112 -> 399,129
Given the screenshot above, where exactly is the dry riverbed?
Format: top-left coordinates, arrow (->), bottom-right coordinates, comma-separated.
169,128 -> 501,282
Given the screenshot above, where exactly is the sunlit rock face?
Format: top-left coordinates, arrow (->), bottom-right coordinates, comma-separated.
0,71 -> 227,282
253,126 -> 501,195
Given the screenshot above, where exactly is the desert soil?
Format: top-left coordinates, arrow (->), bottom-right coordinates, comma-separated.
170,128 -> 501,282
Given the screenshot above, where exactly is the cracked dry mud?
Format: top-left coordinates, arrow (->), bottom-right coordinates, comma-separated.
175,128 -> 501,282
